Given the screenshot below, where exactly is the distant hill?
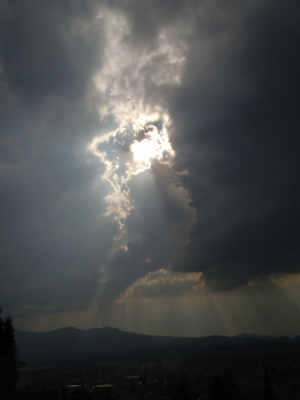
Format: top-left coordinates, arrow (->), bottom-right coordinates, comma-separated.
15,327 -> 173,356
14,327 -> 300,356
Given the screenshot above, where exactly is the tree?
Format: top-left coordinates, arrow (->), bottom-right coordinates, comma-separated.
0,308 -> 23,399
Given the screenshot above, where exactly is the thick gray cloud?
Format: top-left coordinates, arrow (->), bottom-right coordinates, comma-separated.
0,0 -> 102,101
168,1 -> 300,290
0,0 -> 114,314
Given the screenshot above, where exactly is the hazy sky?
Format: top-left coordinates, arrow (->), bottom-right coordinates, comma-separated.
1,0 -> 300,337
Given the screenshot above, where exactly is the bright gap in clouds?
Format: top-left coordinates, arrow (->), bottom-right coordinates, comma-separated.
130,123 -> 173,169
131,135 -> 159,164
88,115 -> 174,221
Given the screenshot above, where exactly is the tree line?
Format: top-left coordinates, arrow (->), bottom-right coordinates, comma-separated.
0,308 -> 23,399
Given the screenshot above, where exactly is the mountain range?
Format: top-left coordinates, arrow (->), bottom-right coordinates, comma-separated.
15,327 -> 300,356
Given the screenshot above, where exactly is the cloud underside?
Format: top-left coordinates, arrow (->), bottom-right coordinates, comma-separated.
0,0 -> 300,330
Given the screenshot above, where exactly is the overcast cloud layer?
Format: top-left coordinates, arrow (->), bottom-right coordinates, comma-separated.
1,0 -> 300,335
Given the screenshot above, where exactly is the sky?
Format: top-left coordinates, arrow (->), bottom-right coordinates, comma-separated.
1,0 -> 300,337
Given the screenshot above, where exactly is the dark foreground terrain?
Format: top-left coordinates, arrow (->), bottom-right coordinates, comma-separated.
14,329 -> 300,400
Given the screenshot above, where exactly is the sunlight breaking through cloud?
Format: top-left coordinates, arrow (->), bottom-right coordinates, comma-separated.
86,7 -> 185,223
88,115 -> 174,221
2,0 -> 299,337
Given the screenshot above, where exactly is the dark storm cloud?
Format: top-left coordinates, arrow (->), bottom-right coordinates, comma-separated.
168,1 -> 300,289
0,0 -> 116,314
108,0 -> 188,46
0,100 -> 115,311
0,0 -> 102,102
